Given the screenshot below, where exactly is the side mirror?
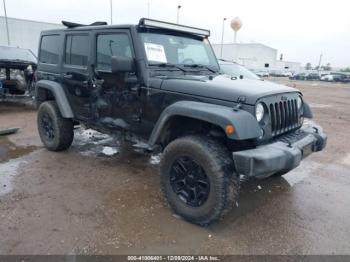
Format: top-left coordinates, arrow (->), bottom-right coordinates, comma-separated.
111,56 -> 135,73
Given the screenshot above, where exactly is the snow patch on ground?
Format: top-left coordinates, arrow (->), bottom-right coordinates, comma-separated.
102,146 -> 119,156
74,128 -> 113,146
149,154 -> 161,165
73,127 -> 120,157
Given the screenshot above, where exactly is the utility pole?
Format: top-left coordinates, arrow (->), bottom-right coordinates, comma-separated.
147,1 -> 150,18
220,18 -> 227,58
318,54 -> 323,71
110,0 -> 113,25
177,5 -> 181,24
2,0 -> 10,45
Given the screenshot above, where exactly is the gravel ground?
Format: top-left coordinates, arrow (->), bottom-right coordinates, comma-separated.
0,79 -> 350,255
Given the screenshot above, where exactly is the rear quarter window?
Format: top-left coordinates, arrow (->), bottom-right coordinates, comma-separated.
39,35 -> 60,64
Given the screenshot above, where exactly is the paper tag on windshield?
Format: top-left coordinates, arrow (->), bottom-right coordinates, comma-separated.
144,43 -> 167,63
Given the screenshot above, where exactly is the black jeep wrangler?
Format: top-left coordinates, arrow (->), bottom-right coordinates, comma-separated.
35,19 -> 327,225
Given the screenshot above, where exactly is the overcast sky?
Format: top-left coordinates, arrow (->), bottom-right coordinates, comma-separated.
1,0 -> 349,67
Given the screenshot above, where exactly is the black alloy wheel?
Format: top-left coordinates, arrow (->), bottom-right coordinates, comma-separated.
41,113 -> 55,141
170,156 -> 210,207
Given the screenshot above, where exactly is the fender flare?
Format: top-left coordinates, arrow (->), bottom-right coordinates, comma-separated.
35,80 -> 74,118
147,101 -> 261,146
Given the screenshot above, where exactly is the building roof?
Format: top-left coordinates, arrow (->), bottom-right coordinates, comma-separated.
212,42 -> 277,52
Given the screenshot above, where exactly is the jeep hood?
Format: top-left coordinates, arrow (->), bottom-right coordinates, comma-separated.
160,75 -> 299,105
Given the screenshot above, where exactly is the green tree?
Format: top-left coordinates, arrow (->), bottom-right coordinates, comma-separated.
321,63 -> 332,71
305,62 -> 312,70
340,67 -> 350,72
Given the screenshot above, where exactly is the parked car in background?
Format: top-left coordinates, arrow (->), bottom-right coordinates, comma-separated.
289,73 -> 306,80
282,71 -> 293,77
270,70 -> 292,77
320,74 -> 334,81
0,45 -> 37,96
255,70 -> 270,77
306,72 -> 320,80
321,73 -> 350,82
290,72 -> 320,80
337,74 -> 350,83
218,60 -> 260,80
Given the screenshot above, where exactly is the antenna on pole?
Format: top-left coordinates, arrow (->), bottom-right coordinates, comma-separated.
2,0 -> 10,45
110,0 -> 113,24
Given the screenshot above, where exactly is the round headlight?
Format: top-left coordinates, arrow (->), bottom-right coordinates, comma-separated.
297,96 -> 303,110
255,103 -> 265,122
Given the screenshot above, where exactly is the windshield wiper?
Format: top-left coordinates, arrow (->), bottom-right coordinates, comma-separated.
183,64 -> 217,73
149,63 -> 188,72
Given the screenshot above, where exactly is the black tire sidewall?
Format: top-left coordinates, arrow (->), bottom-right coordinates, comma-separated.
161,137 -> 234,224
37,101 -> 73,151
38,102 -> 60,149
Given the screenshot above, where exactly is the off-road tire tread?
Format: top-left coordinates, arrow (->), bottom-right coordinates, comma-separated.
160,135 -> 239,225
37,101 -> 74,151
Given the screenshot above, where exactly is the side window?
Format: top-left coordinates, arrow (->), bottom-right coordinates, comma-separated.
96,34 -> 132,71
65,35 -> 90,67
39,35 -> 60,64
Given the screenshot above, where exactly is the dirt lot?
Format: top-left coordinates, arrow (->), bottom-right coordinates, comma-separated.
1,79 -> 350,255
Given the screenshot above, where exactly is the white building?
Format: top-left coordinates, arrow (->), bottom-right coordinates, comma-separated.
0,16 -> 62,55
212,43 -> 301,72
275,60 -> 301,72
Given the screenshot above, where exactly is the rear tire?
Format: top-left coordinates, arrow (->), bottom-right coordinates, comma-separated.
160,136 -> 239,225
37,101 -> 74,151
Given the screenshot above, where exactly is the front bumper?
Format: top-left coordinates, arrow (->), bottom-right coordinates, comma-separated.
232,121 -> 327,177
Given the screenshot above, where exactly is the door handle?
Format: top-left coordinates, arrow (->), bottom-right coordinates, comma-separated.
130,86 -> 140,95
63,73 -> 73,79
82,80 -> 89,88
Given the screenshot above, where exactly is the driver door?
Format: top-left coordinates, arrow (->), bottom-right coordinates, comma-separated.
94,30 -> 144,135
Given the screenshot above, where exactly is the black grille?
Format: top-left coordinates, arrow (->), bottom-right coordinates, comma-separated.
269,99 -> 300,136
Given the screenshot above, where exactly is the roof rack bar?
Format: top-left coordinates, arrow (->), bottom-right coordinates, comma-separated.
138,18 -> 210,37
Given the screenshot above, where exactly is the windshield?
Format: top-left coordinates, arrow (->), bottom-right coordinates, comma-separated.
0,46 -> 37,63
219,63 -> 260,80
140,32 -> 219,71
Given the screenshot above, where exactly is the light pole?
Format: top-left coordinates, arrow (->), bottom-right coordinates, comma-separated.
110,0 -> 113,24
177,5 -> 181,24
147,1 -> 150,18
317,54 -> 323,72
220,18 -> 227,58
2,0 -> 10,45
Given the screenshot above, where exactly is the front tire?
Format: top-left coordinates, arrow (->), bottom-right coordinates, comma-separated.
160,136 -> 239,225
37,101 -> 74,151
